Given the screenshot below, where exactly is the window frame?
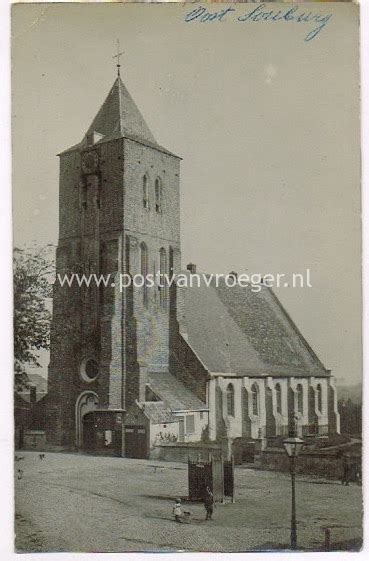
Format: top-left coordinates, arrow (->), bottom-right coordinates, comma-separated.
226,383 -> 235,417
275,383 -> 282,414
251,383 -> 259,416
316,383 -> 322,413
296,384 -> 304,414
185,414 -> 195,434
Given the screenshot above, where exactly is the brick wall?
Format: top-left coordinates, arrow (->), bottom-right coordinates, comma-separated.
122,139 -> 181,403
123,139 -> 180,245
258,449 -> 358,481
48,135 -> 181,449
48,140 -> 126,447
150,442 -> 221,463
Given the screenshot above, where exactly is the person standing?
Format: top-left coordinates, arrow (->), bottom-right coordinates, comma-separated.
172,499 -> 182,522
204,486 -> 214,520
342,454 -> 351,486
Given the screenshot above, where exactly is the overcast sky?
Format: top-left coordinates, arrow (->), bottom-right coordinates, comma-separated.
12,2 -> 361,385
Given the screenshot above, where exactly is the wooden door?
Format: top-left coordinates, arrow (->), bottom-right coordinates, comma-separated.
82,412 -> 96,451
124,425 -> 148,459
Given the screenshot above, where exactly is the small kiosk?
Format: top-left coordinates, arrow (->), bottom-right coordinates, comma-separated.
188,453 -> 235,503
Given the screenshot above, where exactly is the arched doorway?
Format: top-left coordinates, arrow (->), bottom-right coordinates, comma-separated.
75,391 -> 99,448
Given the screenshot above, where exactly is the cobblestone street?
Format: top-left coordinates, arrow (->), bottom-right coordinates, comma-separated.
15,452 -> 362,553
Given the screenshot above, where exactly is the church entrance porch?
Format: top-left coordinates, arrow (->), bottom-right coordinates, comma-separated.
80,410 -> 124,456
76,391 -> 124,456
92,410 -> 124,456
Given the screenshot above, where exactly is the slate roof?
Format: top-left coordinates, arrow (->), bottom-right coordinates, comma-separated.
60,77 -> 180,158
87,76 -> 156,143
146,372 -> 207,411
136,372 -> 206,424
178,275 -> 329,378
137,402 -> 177,424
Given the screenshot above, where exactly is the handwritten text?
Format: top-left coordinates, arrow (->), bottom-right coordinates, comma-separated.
184,4 -> 333,42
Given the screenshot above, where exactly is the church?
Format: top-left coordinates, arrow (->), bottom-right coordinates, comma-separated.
46,68 -> 340,458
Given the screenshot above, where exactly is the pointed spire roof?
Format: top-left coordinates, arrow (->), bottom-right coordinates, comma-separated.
86,76 -> 156,144
59,76 -> 180,158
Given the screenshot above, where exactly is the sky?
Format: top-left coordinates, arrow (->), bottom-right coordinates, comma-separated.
12,2 -> 361,385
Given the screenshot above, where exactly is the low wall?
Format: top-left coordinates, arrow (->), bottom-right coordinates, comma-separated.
150,442 -> 222,463
258,449 -> 359,480
232,438 -> 256,465
23,430 -> 46,451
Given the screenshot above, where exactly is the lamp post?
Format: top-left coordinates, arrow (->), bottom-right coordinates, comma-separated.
283,435 -> 304,550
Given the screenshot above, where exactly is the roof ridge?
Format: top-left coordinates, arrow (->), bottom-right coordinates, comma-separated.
117,76 -> 123,134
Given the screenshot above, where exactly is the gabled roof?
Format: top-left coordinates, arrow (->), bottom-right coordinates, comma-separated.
178,275 -> 329,378
59,77 -> 180,158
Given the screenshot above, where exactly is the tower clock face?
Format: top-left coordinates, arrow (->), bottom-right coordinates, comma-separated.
81,150 -> 99,174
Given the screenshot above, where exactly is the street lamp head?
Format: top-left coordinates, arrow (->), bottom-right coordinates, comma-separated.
283,436 -> 304,458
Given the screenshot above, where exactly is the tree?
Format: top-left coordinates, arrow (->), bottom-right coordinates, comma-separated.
338,398 -> 362,436
13,246 -> 54,390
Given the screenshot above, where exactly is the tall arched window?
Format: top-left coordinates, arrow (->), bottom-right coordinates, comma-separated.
155,177 -> 163,213
226,383 -> 235,417
275,383 -> 282,414
159,247 -> 167,309
143,175 -> 149,210
251,383 -> 259,416
297,384 -> 303,414
140,242 -> 148,307
316,384 -> 322,413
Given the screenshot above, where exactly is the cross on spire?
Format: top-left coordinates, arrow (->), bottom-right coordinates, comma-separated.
112,39 -> 124,77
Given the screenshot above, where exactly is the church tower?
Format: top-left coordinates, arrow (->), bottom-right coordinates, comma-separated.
47,71 -> 181,451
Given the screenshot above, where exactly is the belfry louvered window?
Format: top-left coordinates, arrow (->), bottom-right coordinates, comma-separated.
155,177 -> 163,213
143,175 -> 149,210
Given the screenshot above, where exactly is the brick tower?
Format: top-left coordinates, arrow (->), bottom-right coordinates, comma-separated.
47,72 -> 181,452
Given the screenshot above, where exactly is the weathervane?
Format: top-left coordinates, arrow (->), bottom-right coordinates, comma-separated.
113,39 -> 124,77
